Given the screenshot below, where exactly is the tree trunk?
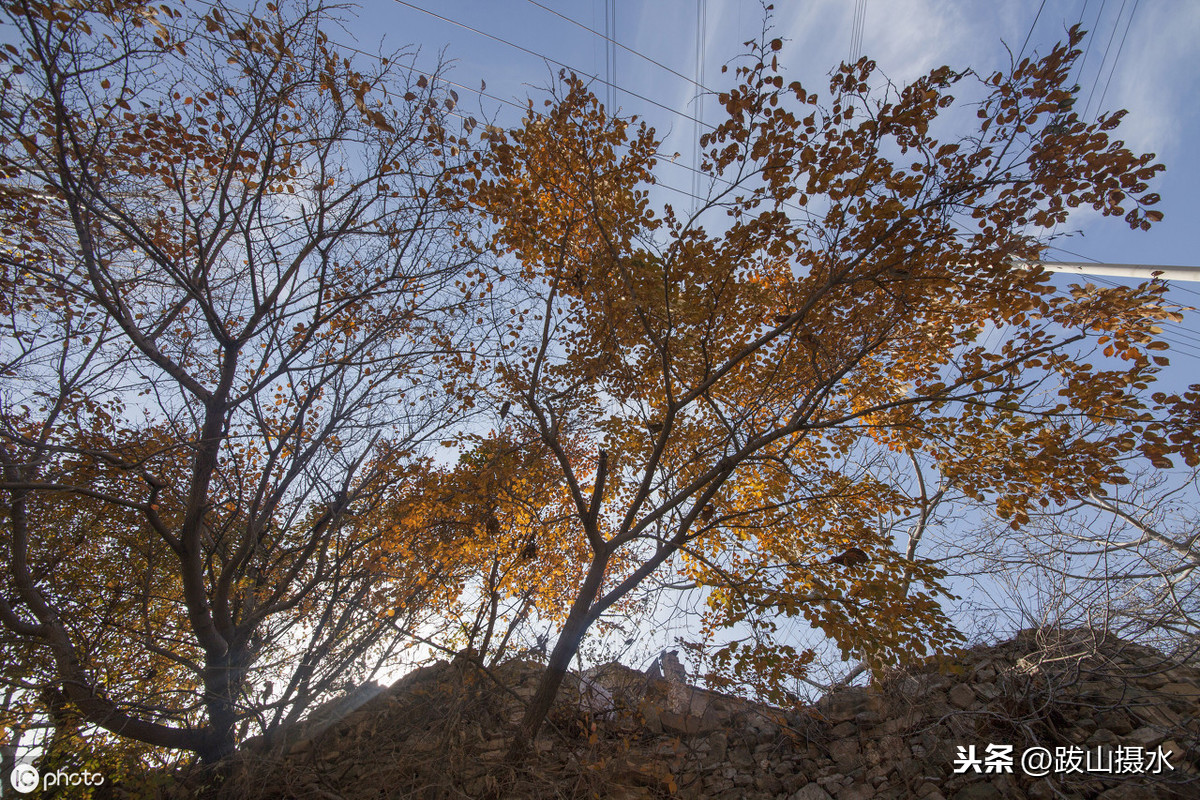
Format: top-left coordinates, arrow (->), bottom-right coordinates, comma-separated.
198,644 -> 250,763
509,554 -> 608,759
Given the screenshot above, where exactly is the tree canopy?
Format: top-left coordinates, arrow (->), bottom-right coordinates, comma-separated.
0,1 -> 1195,771
451,27 -> 1186,741
0,0 -> 482,763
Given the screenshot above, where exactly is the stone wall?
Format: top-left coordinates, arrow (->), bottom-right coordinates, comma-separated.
191,629 -> 1199,800
593,629 -> 1199,800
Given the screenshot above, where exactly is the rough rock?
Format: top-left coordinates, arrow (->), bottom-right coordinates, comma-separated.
180,629 -> 1199,800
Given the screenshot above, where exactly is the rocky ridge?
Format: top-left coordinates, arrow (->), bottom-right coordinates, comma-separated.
188,629 -> 1199,799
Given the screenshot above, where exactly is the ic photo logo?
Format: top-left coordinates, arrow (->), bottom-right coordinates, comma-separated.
8,764 -> 38,794
8,763 -> 105,794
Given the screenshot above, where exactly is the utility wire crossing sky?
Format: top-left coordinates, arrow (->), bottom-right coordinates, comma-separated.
342,1 -> 1200,370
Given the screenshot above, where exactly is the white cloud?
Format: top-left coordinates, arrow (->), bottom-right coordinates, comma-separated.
1088,2 -> 1200,162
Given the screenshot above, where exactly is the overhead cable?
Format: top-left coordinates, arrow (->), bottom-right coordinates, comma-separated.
1083,0 -> 1128,118
388,0 -> 710,129
1095,0 -> 1141,113
524,0 -> 715,93
1015,0 -> 1048,64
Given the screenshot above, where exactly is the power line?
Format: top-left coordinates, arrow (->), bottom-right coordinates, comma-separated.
849,0 -> 859,63
602,0 -> 609,110
387,0 -> 710,130
178,0 -> 719,218
605,0 -> 616,112
1095,0 -> 1141,113
199,0 -> 1200,321
192,0 -> 732,210
1160,328 -> 1200,350
849,0 -> 866,64
315,6 -> 1200,365
380,4 -> 1200,304
692,0 -> 708,209
1086,275 -> 1200,358
848,0 -> 856,63
524,0 -> 713,94
1015,0 -> 1047,64
858,0 -> 868,61
1071,0 -> 1101,92
1075,0 -> 1092,30
1052,255 -> 1200,354
1082,0 -> 1127,118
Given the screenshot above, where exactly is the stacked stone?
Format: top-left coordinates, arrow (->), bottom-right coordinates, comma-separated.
597,630 -> 1199,800
195,631 -> 1198,800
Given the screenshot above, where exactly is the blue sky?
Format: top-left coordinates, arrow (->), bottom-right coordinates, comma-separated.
4,1 -> 1192,741
331,1 -> 1200,671
337,0 -> 1200,368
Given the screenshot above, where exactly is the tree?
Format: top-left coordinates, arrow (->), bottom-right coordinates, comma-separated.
791,399 -> 1200,692
929,460 -> 1200,663
0,0 -> 481,762
454,26 -> 1185,747
397,432 -> 594,665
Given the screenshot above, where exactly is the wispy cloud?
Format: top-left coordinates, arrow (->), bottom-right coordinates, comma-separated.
1086,2 -> 1200,162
